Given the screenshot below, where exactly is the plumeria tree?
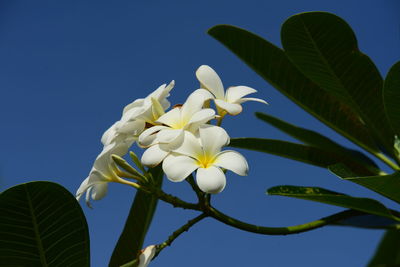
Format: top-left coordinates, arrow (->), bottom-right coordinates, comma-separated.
1,11 -> 400,267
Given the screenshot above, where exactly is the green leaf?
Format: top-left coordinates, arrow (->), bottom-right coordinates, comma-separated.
368,230 -> 400,267
120,259 -> 138,267
384,61 -> 400,136
267,185 -> 399,220
281,12 -> 393,155
255,112 -> 378,170
109,166 -> 163,267
335,214 -> 400,230
208,24 -> 378,156
230,138 -> 376,176
329,164 -> 400,204
0,181 -> 90,267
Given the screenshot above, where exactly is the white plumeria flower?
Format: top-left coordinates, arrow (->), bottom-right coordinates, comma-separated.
195,65 -> 267,116
138,245 -> 156,267
162,125 -> 248,194
138,91 -> 215,166
76,139 -> 133,207
77,81 -> 174,206
101,81 -> 174,146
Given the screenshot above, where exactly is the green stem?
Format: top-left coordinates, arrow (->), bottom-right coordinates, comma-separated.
374,152 -> 400,171
124,180 -> 200,210
125,170 -> 397,236
206,207 -> 362,235
152,188 -> 201,210
123,178 -> 201,211
186,175 -> 205,202
149,185 -> 371,235
155,213 -> 208,258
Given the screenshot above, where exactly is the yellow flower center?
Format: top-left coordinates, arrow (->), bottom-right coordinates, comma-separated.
170,120 -> 186,129
196,153 -> 216,168
170,108 -> 190,129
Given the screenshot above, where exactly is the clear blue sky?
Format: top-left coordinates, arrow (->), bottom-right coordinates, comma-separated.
1,1 -> 399,266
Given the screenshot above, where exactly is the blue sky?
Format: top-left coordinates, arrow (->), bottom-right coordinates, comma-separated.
1,1 -> 399,266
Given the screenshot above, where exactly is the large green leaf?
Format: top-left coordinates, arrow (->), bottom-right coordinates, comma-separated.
208,24 -> 378,156
0,181 -> 90,267
255,112 -> 378,171
383,61 -> 400,136
368,230 -> 400,267
230,138 -> 376,176
281,12 -> 394,155
267,185 -> 399,221
329,164 -> 400,204
109,166 -> 163,267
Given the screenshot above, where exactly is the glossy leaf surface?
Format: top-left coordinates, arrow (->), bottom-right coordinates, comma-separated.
281,12 -> 393,154
109,166 -> 163,267
256,112 -> 378,170
383,61 -> 400,136
208,24 -> 378,155
329,164 -> 400,204
368,230 -> 400,267
0,181 -> 90,267
230,138 -> 376,176
267,185 -> 398,220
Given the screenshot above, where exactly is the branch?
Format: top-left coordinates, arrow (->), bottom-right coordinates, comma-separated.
206,206 -> 362,235
155,213 -> 208,258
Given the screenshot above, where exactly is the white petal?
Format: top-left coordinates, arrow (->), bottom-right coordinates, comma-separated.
94,142 -> 130,172
214,99 -> 242,115
121,106 -> 146,122
162,154 -> 198,182
138,125 -> 167,147
196,166 -> 226,194
138,245 -> 156,267
101,121 -> 119,145
77,169 -> 113,207
116,120 -> 145,135
90,182 -> 109,201
213,150 -> 248,176
137,104 -> 156,123
123,99 -> 145,115
148,80 -> 174,103
120,137 -> 136,150
171,131 -> 203,158
195,65 -> 225,99
141,144 -> 169,167
199,125 -> 230,156
156,128 -> 184,144
186,108 -> 215,131
191,88 -> 215,100
156,107 -> 181,128
181,91 -> 210,120
85,187 -> 93,207
150,97 -> 165,119
76,176 -> 90,201
236,97 -> 268,105
225,86 -> 257,103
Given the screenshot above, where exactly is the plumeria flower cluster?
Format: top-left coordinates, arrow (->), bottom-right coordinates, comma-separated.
76,65 -> 267,206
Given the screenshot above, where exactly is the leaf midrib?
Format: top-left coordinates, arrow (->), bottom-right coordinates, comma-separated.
297,17 -> 389,153
25,185 -> 48,267
226,26 -> 377,154
299,17 -> 352,105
